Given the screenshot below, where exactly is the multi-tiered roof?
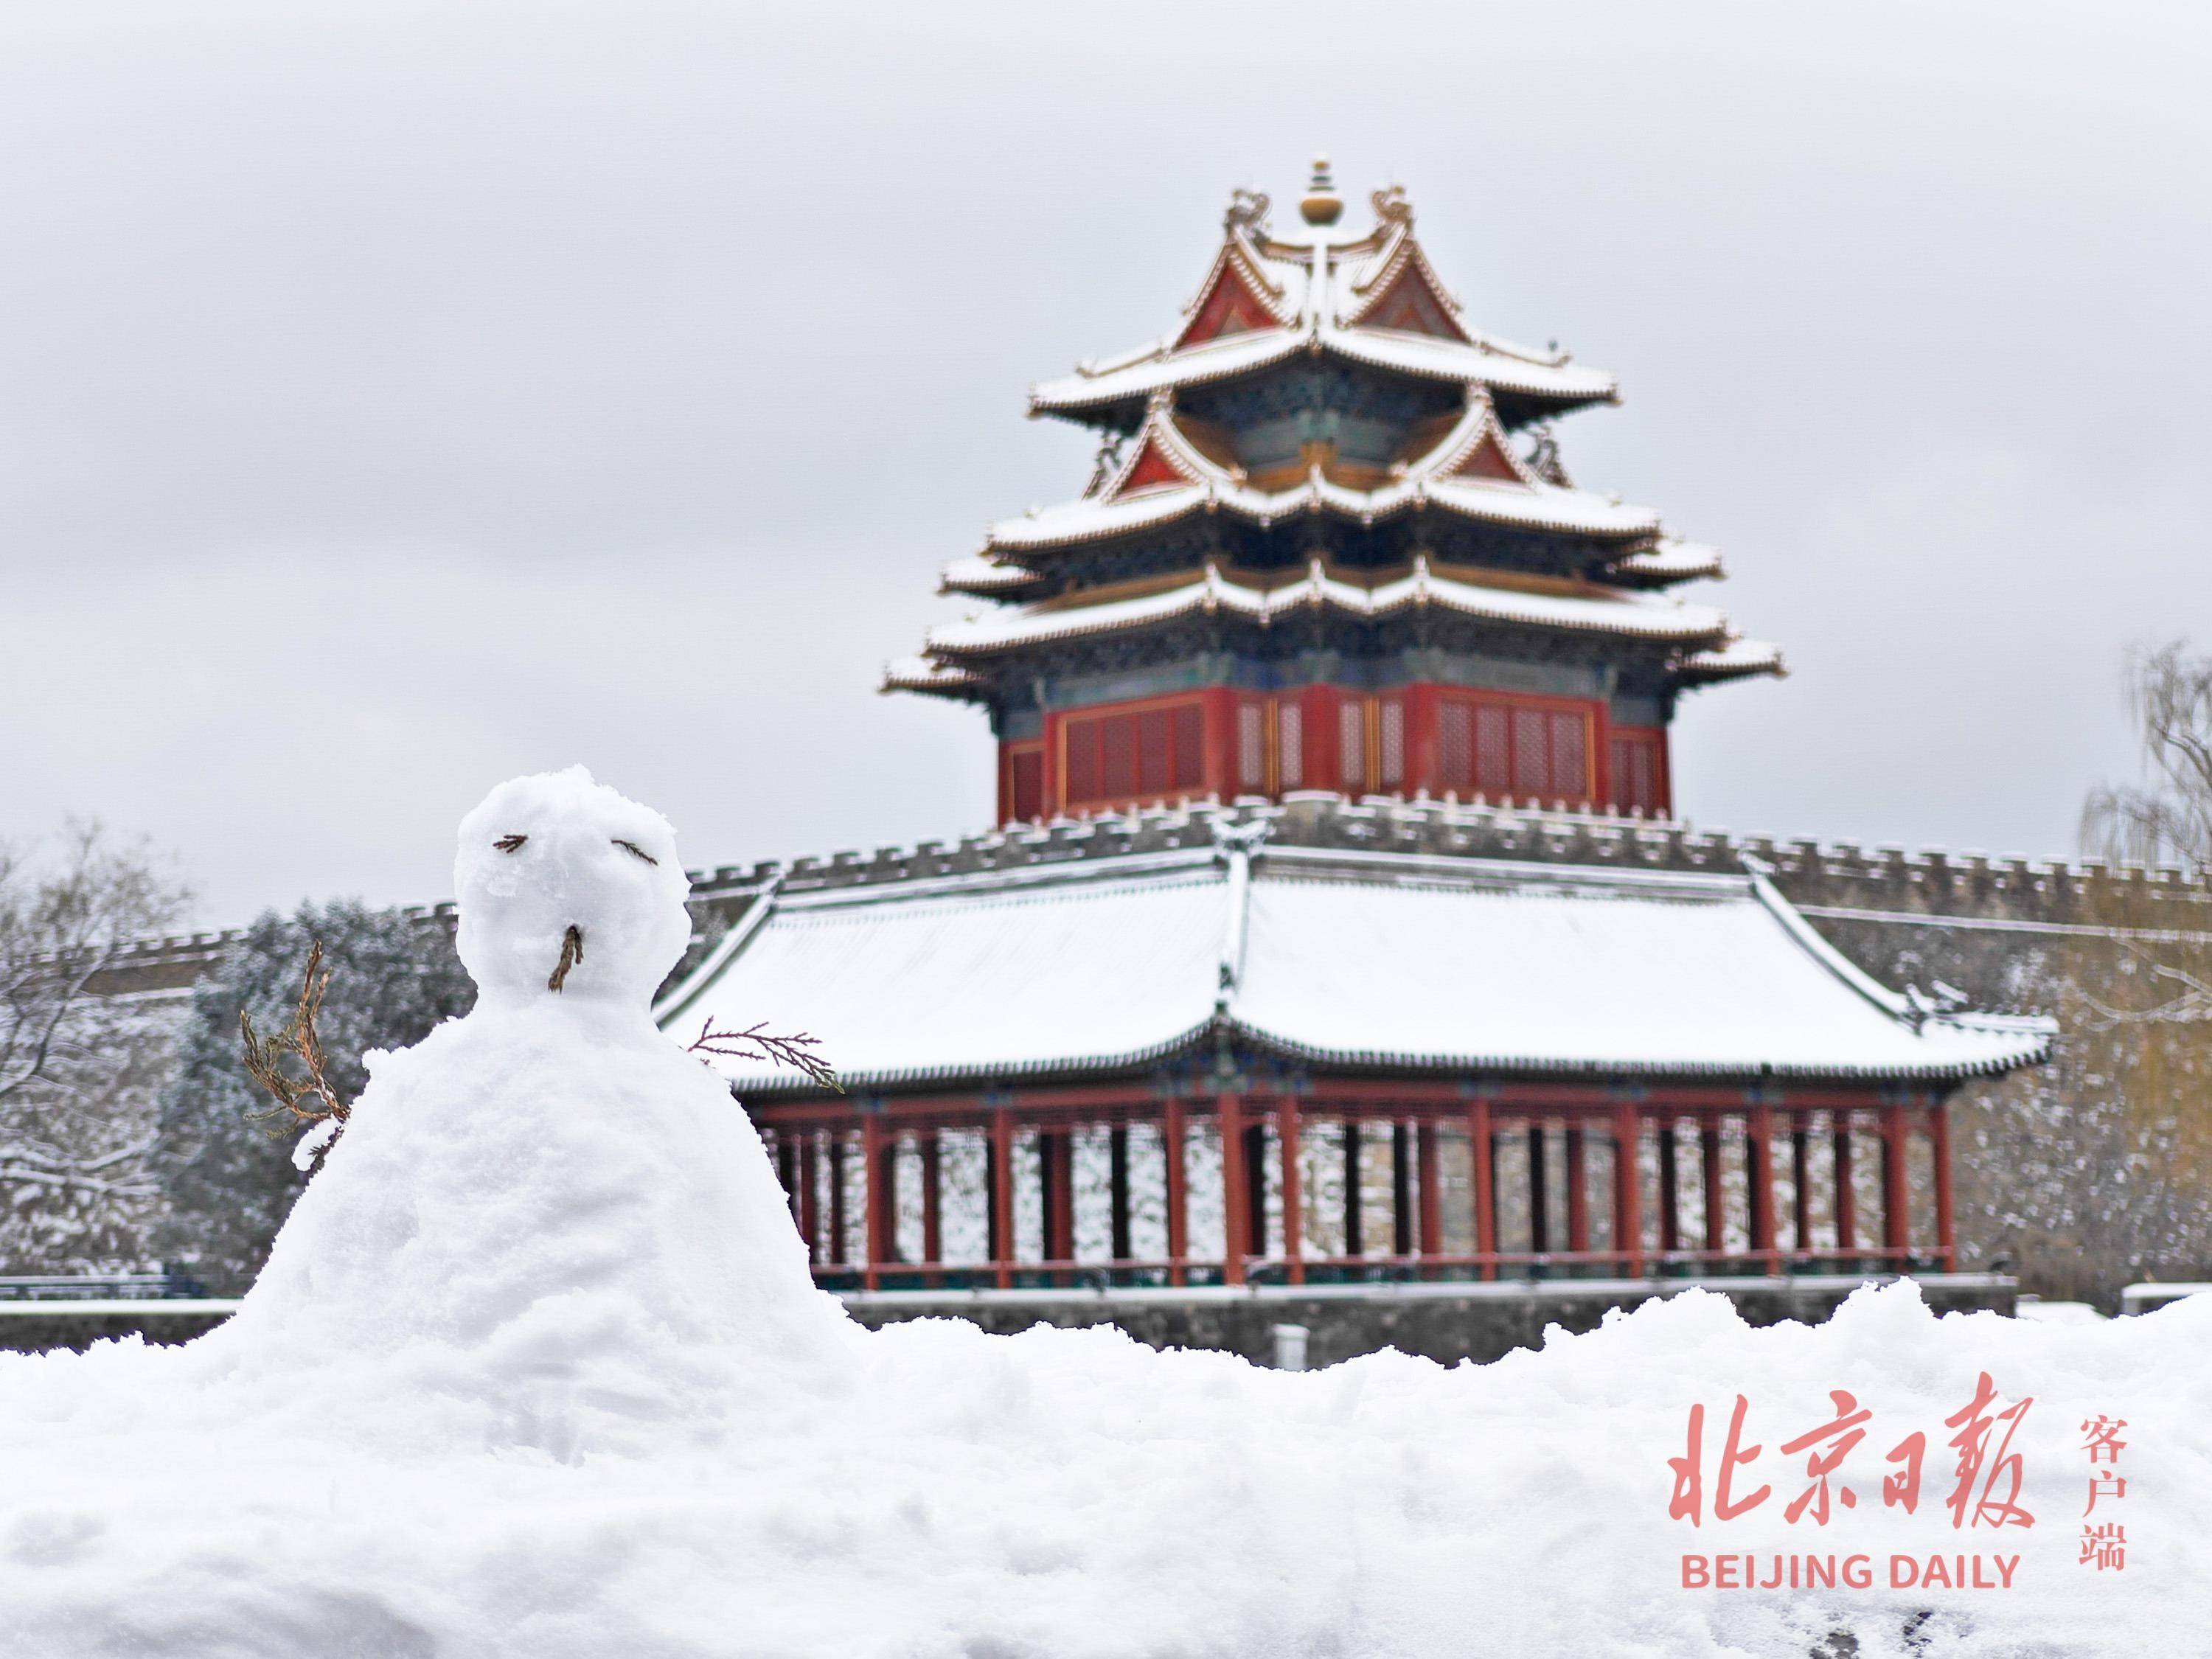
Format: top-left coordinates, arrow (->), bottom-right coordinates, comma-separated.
888,161 -> 1782,823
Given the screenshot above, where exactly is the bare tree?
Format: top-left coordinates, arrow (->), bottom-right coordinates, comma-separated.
2082,641 -> 2212,872
2028,640 -> 2212,1299
155,900 -> 474,1293
0,822 -> 188,1273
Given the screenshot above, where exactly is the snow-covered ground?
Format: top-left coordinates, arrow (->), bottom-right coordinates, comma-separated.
0,773 -> 2199,1658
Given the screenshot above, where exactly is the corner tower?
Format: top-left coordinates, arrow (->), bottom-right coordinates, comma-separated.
886,160 -> 1782,826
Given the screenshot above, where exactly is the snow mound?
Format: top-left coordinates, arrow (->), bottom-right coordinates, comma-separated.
0,772 -> 2201,1657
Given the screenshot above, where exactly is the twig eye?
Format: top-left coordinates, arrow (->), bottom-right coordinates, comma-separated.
494,834 -> 527,853
612,838 -> 658,866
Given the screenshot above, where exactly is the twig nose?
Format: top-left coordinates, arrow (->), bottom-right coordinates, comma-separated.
548,924 -> 585,992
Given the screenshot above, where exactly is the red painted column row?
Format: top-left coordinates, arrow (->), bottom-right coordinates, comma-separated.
771,1091 -> 1958,1288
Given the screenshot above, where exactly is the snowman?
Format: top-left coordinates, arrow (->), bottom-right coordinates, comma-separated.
212,768 -> 851,1455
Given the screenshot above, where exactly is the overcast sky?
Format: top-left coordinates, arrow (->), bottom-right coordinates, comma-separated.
1,1 -> 2206,925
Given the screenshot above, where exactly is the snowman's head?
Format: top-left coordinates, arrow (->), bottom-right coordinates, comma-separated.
453,768 -> 692,1012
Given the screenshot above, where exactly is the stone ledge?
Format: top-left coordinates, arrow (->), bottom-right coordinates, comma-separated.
835,1273 -> 2016,1368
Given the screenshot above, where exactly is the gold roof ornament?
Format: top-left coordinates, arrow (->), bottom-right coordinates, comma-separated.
1298,155 -> 1343,226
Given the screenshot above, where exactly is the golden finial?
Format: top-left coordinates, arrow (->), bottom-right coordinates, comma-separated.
1299,155 -> 1343,226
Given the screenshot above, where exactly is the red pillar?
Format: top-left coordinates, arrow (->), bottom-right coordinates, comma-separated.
1564,1124 -> 1590,1256
1052,1129 -> 1077,1267
1882,1102 -> 1910,1259
1218,1092 -> 1247,1286
1790,1119 -> 1812,1253
1243,1120 -> 1268,1267
990,1105 -> 1013,1290
1342,1119 -> 1363,1259
1043,1127 -> 1074,1276
1164,1095 -> 1189,1285
862,1113 -> 886,1291
1468,1098 -> 1496,1281
1528,1123 -> 1548,1255
1203,686 -> 1234,804
920,1127 -> 942,1274
1747,1101 -> 1775,1270
1834,1113 -> 1857,1255
1390,1122 -> 1413,1256
1614,1102 -> 1644,1279
1107,1124 -> 1131,1264
1416,1120 -> 1441,1262
1279,1094 -> 1304,1286
1701,1121 -> 1725,1257
1930,1102 -> 1955,1271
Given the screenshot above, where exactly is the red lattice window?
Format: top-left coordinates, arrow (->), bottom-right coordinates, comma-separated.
1439,700 -> 1473,787
1551,713 -> 1587,803
1436,694 -> 1594,804
1236,700 -> 1265,792
1607,728 -> 1669,816
1277,700 -> 1304,790
1061,700 -> 1206,812
1475,704 -> 1511,793
1511,708 -> 1548,797
1338,697 -> 1367,793
1377,696 -> 1405,789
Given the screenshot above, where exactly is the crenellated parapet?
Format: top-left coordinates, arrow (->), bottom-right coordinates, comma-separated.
686,793 -> 2212,933
91,793 -> 2211,999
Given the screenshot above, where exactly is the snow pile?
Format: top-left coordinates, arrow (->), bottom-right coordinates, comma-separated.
0,771 -> 2202,1658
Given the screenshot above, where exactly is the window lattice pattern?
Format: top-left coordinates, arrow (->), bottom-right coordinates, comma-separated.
1377,698 -> 1405,788
1237,702 -> 1265,791
1338,698 -> 1366,793
1436,696 -> 1593,804
1063,702 -> 1204,808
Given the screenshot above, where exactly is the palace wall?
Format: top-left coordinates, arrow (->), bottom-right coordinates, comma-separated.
84,796 -> 2212,1311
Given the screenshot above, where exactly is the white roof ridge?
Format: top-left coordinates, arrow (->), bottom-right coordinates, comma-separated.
984,454 -> 1660,554
1739,854 -> 1916,1023
1211,817 -> 1267,1012
652,871 -> 784,1031
924,561 -> 1735,655
1032,321 -> 1618,416
1074,336 -> 1170,379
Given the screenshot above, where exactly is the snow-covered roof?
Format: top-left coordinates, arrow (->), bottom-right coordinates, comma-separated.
657,822 -> 2051,1094
1032,324 -> 1615,423
921,559 -> 1733,659
982,396 -> 1660,560
1677,636 -> 1788,685
1610,538 -> 1725,588
937,554 -> 1038,598
1029,187 -> 1617,425
880,655 -> 985,698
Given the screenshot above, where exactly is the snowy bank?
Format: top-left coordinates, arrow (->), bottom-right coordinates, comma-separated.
0,772 -> 2200,1658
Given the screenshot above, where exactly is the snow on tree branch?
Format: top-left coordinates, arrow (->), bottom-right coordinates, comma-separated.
0,821 -> 187,1273
2082,641 -> 2212,872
